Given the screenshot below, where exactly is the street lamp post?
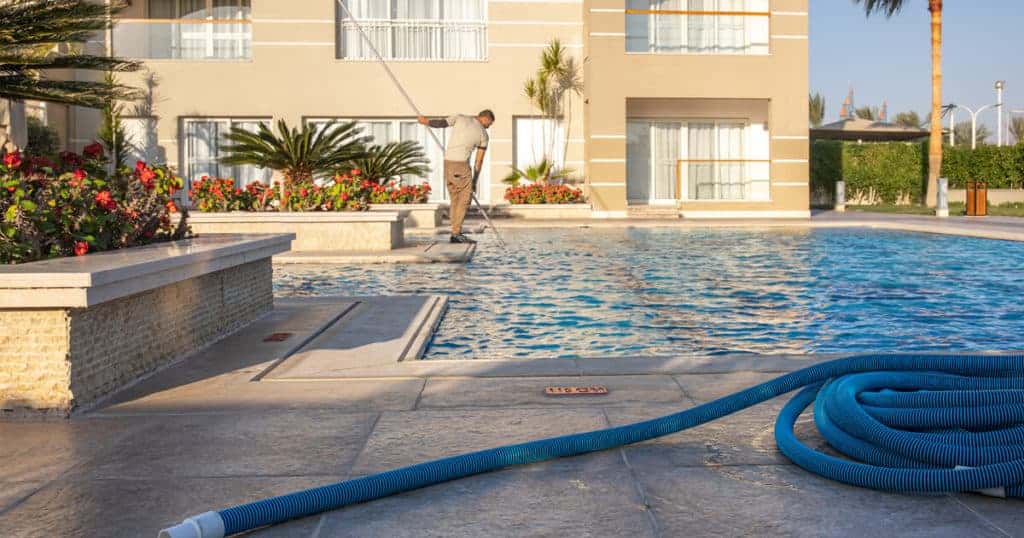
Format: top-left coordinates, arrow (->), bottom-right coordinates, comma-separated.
996,81 -> 1006,146
951,103 -> 1002,150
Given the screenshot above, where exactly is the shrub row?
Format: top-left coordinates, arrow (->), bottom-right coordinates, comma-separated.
1,147 -> 187,264
811,141 -> 1024,204
189,170 -> 432,212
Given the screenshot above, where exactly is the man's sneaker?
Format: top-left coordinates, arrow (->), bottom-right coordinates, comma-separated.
450,234 -> 477,244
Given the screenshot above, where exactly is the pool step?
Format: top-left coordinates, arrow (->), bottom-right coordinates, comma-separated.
627,206 -> 681,219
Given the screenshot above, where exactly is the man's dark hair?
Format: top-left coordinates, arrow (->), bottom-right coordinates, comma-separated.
478,109 -> 495,122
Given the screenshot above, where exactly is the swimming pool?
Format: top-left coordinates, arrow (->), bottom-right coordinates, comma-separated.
274,227 -> 1024,359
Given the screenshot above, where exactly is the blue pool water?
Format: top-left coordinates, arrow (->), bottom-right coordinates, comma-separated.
274,227 -> 1024,359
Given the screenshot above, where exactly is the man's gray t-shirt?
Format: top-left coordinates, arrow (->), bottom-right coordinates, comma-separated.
444,115 -> 488,163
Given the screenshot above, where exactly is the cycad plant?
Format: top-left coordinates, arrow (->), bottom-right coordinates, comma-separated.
809,93 -> 825,127
855,0 -> 943,206
219,120 -> 369,206
0,0 -> 141,107
502,159 -> 574,186
344,140 -> 430,184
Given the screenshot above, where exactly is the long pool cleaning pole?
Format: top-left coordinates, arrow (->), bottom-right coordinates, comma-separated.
335,0 -> 507,248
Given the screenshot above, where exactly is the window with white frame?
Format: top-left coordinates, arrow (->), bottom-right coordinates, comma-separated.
625,0 -> 770,55
513,117 -> 566,174
114,0 -> 252,60
627,119 -> 769,202
336,0 -> 487,61
306,117 -> 493,203
181,118 -> 271,189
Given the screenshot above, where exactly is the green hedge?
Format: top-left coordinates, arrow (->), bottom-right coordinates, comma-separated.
811,141 -> 1024,203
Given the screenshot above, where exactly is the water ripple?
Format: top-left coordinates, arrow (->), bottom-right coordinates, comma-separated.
273,227 -> 1024,359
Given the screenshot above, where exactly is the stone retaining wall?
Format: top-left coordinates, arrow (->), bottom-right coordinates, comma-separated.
0,259 -> 272,413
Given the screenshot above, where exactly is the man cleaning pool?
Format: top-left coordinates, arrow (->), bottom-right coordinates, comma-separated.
418,110 -> 494,244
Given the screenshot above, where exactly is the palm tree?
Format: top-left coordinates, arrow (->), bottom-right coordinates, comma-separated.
0,0 -> 141,108
953,121 -> 990,147
855,106 -> 879,121
894,111 -> 923,129
809,93 -> 825,127
1010,117 -> 1024,145
854,0 -> 943,207
502,159 -> 574,186
219,120 -> 369,206
344,140 -> 430,184
522,40 -> 583,174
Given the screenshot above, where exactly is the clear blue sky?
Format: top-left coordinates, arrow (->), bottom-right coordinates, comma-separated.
810,0 -> 1022,135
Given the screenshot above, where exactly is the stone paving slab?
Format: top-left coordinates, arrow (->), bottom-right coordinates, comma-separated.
318,466 -> 657,538
264,296 -> 447,379
351,408 -> 619,475
0,418 -> 147,483
81,411 -> 376,480
417,375 -> 687,409
0,476 -> 329,538
96,378 -> 426,415
632,463 -> 1005,537
273,241 -> 475,264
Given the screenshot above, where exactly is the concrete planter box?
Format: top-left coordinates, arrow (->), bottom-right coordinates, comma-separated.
370,203 -> 446,229
188,212 -> 405,252
493,204 -> 592,219
0,234 -> 293,414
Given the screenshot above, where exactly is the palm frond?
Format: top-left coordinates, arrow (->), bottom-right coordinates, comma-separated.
852,0 -> 907,17
502,159 -> 574,186
219,120 -> 370,182
344,140 -> 430,182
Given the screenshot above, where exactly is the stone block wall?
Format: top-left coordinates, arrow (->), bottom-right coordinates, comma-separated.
0,258 -> 272,413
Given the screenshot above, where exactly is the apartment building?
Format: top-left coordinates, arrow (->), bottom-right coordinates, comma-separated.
50,0 -> 809,218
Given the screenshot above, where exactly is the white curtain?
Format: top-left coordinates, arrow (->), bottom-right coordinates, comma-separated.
717,0 -> 747,54
687,122 -> 714,200
626,120 -> 651,202
231,121 -> 272,187
686,0 -> 714,54
652,122 -> 680,200
185,120 -> 221,187
514,118 -> 565,173
652,0 -> 683,53
340,0 -> 484,60
400,121 -> 446,199
717,122 -> 746,199
359,120 -> 395,145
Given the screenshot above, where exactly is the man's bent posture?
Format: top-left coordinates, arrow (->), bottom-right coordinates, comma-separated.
418,110 -> 494,244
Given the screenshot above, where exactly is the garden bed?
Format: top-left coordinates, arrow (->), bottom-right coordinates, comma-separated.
188,211 -> 405,252
0,233 -> 292,414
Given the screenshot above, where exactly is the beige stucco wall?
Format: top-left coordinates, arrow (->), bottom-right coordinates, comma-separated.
0,258 -> 272,414
57,0 -> 808,216
584,0 -> 810,215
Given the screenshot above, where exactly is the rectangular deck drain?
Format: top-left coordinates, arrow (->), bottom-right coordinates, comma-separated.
545,386 -> 609,396
263,332 -> 294,342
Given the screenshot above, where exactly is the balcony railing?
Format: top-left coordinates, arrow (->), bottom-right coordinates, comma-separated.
338,19 -> 487,61
113,19 -> 252,60
625,9 -> 770,55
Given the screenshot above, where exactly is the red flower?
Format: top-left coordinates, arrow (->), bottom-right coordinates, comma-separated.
138,167 -> 157,189
5,186 -> 14,193
136,161 -> 147,173
60,151 -> 84,167
340,192 -> 349,201
83,142 -> 104,160
3,151 -> 22,168
166,201 -> 178,213
74,241 -> 89,256
94,190 -> 117,211
350,168 -> 362,177
299,188 -> 308,197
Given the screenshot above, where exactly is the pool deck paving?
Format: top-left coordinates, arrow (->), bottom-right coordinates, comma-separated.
3,211 -> 1024,536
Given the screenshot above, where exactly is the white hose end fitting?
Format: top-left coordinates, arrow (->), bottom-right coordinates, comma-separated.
158,511 -> 226,538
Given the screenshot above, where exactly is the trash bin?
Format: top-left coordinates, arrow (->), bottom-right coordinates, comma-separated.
966,181 -> 989,217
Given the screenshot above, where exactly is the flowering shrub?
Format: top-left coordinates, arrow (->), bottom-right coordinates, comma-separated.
504,184 -> 585,205
188,169 -> 431,212
1,147 -> 188,264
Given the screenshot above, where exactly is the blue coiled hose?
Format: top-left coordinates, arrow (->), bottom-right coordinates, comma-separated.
159,353 -> 1024,537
